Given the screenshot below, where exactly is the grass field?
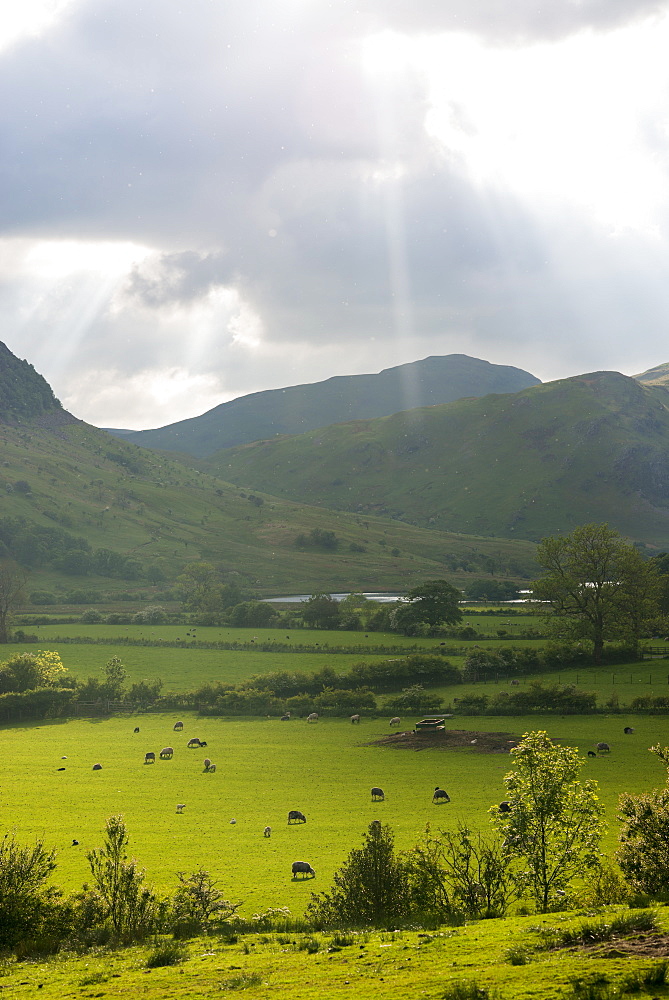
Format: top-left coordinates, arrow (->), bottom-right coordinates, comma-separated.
3,710 -> 668,920
6,907 -> 669,999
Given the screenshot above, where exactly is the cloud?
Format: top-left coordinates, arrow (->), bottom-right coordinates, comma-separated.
1,0 -> 669,428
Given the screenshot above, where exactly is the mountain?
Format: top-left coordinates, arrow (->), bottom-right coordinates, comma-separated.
634,362 -> 669,388
111,355 -> 540,458
0,346 -> 538,596
208,371 -> 669,548
0,341 -> 64,423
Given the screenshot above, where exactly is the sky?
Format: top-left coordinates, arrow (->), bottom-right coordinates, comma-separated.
2,0 -> 669,429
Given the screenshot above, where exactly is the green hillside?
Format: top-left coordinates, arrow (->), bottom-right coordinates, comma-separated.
0,340 -> 63,421
208,371 -> 669,548
0,410 -> 538,598
117,354 -> 540,458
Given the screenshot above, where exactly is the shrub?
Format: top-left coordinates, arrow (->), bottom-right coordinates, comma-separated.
146,941 -> 189,967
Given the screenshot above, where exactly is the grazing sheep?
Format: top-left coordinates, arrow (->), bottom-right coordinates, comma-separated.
596,742 -> 611,752
208,763 -> 216,772
72,839 -> 79,846
230,819 -> 236,825
499,801 -> 511,813
371,787 -> 385,802
288,810 -> 306,824
199,741 -> 208,747
174,721 -> 184,731
264,826 -> 272,838
433,787 -> 450,803
280,714 -> 291,721
350,714 -> 361,724
187,738 -> 202,748
306,713 -> 318,723
160,747 -> 174,759
92,763 -> 102,770
624,727 -> 635,735
176,804 -> 185,813
510,679 -> 520,686
203,758 -> 212,770
587,750 -> 597,757
291,861 -> 315,879
144,751 -> 156,763
389,717 -> 401,727
133,727 -> 140,733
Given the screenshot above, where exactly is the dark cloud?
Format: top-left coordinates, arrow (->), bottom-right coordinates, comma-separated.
126,252 -> 233,307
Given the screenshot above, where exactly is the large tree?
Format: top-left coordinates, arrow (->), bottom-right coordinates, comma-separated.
391,579 -> 462,635
493,730 -> 604,912
533,523 -> 659,663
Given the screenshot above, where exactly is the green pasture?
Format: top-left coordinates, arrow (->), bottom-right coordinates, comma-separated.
6,907 -> 669,1000
2,711 -> 669,920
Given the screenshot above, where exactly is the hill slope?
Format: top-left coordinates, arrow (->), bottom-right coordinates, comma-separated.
114,354 -> 540,457
0,340 -> 63,422
0,400 -> 538,597
209,371 -> 669,547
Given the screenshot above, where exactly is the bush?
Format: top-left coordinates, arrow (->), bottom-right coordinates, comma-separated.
146,941 -> 189,967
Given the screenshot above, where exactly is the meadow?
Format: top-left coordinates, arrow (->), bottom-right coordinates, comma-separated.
2,709 -> 669,919
3,621 -> 669,917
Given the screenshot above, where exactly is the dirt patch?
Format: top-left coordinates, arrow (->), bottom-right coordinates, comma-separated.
582,933 -> 669,958
363,729 -> 519,753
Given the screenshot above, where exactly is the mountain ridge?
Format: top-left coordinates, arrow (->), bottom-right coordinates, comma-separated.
109,354 -> 540,457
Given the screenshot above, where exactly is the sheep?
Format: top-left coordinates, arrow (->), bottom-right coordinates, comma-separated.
389,717 -> 401,727
187,738 -> 202,748
371,787 -> 385,802
133,726 -> 140,733
92,763 -> 103,770
144,751 -> 156,763
264,826 -> 272,838
350,714 -> 361,724
280,714 -> 291,721
306,713 -> 318,723
291,861 -> 315,879
433,787 -> 450,803
499,801 -> 511,813
624,727 -> 635,735
510,679 -> 520,686
71,839 -> 79,846
230,819 -> 236,825
208,763 -> 216,772
288,810 -> 306,824
203,758 -> 212,770
160,747 -> 174,759
174,721 -> 184,731
57,767 -> 66,771
596,742 -> 611,752
176,804 -> 185,813
200,741 -> 208,747
587,750 -> 597,757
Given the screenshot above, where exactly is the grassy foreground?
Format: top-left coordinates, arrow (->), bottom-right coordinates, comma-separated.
4,907 -> 669,998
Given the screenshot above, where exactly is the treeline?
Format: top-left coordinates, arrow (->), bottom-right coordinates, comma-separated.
0,516 -> 143,579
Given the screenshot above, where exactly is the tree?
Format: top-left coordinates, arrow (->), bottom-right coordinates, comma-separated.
172,868 -> 241,932
493,731 -> 604,912
86,815 -> 157,941
617,744 -> 669,895
301,593 -> 341,629
533,523 -> 660,663
306,822 -> 412,926
177,561 -> 223,613
391,579 -> 462,635
103,656 -> 126,699
0,649 -> 66,693
0,832 -> 58,948
0,559 -> 27,643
